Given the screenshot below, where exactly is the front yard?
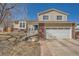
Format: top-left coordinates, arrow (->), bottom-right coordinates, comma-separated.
1,32 -> 79,56
0,32 -> 40,56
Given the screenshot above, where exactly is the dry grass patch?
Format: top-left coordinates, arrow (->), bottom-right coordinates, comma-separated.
10,41 -> 40,56
0,32 -> 40,56
0,41 -> 40,56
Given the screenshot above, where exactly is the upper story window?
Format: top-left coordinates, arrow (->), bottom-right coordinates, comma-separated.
57,16 -> 62,20
43,15 -> 49,20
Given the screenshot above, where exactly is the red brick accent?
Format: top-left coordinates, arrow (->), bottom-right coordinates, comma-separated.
72,23 -> 75,39
39,23 -> 45,40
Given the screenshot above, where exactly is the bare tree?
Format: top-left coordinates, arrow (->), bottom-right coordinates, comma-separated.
0,3 -> 16,25
22,4 -> 28,32
25,7 -> 28,32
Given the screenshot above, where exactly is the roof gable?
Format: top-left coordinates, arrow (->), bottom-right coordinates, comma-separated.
38,8 -> 69,16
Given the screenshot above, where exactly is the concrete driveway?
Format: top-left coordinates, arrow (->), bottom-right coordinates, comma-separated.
40,39 -> 79,56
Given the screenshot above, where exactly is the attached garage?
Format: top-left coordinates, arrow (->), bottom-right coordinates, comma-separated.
39,22 -> 75,40
46,27 -> 72,39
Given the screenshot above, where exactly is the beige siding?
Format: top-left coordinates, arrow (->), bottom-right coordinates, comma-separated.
13,21 -> 27,29
13,22 -> 20,29
38,11 -> 67,21
45,23 -> 72,28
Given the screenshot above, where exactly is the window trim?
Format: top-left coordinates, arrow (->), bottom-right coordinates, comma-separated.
19,21 -> 26,29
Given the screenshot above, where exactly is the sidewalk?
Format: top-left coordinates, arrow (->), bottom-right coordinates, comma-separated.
40,40 -> 52,56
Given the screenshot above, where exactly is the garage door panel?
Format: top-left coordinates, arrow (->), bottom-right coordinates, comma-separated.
46,28 -> 72,39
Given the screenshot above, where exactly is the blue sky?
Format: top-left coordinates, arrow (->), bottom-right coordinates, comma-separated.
12,3 -> 79,23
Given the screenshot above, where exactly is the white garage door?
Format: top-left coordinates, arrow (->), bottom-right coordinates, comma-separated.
46,28 -> 72,39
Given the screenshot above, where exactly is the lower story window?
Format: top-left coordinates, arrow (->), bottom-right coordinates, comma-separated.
20,22 -> 26,29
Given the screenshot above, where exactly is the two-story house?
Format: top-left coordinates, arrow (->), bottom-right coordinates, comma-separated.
38,8 -> 75,40
11,8 -> 75,40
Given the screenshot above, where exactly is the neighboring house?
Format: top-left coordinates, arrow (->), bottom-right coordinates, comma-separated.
13,20 -> 27,32
0,23 -> 4,32
38,8 -> 75,39
0,19 -> 13,32
13,20 -> 38,34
